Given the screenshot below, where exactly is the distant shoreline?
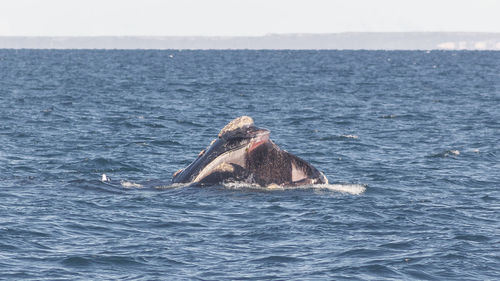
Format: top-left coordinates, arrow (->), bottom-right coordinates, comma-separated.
1,32 -> 500,50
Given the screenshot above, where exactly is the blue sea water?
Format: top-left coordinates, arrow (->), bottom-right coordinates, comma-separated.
0,49 -> 499,280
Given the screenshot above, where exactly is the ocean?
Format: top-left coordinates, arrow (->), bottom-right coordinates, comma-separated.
0,50 -> 499,280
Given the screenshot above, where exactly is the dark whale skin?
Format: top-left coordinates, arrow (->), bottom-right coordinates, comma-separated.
172,116 -> 328,187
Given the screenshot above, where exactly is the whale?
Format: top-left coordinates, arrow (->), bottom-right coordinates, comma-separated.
172,116 -> 328,187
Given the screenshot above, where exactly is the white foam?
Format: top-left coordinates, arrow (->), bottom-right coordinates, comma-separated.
449,150 -> 460,156
154,183 -> 186,189
120,180 -> 144,188
223,182 -> 366,195
222,181 -> 264,190
313,184 -> 366,195
341,134 -> 359,139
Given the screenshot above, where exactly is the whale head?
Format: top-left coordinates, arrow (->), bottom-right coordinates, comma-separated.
172,116 -> 270,184
172,116 -> 328,186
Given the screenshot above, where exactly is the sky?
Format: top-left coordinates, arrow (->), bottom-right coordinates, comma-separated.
1,0 -> 500,36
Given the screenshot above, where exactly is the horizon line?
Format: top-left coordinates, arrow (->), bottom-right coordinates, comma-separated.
2,32 -> 500,50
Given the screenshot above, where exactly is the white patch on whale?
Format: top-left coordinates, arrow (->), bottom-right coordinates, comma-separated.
193,146 -> 247,183
291,162 -> 307,182
218,116 -> 254,137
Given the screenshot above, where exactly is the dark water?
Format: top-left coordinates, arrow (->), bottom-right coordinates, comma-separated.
1,50 -> 499,280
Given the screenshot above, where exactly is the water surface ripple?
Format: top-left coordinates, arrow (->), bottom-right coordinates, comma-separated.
1,50 -> 499,280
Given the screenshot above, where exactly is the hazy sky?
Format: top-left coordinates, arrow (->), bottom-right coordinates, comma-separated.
1,0 -> 499,36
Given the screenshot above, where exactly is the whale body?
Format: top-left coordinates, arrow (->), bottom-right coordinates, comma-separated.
172,116 -> 328,187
